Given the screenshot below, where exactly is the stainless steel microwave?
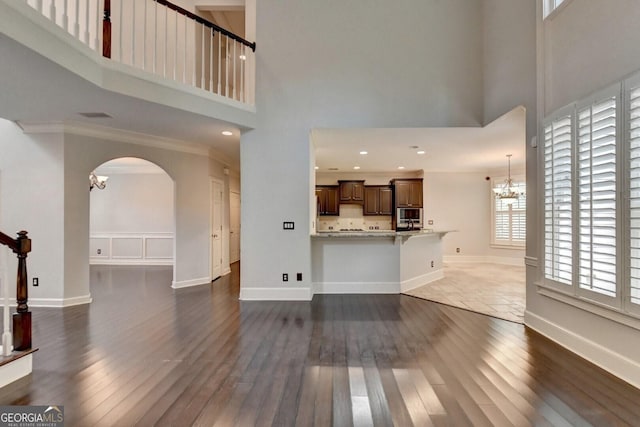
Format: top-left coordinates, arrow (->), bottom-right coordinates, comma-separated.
396,208 -> 423,230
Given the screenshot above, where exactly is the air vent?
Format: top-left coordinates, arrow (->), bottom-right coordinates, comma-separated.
328,168 -> 339,171
78,112 -> 112,118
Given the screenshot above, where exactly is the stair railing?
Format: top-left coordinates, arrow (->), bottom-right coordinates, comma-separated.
23,0 -> 256,104
0,231 -> 32,352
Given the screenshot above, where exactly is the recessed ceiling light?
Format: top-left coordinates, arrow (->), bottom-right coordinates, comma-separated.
398,166 -> 405,170
360,151 -> 368,155
353,166 -> 361,170
314,166 -> 319,170
417,150 -> 425,155
222,131 -> 233,136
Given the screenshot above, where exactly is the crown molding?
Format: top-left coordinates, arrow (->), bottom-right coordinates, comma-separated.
17,120 -> 228,159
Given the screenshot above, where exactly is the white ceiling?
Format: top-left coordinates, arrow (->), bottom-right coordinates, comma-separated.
313,106 -> 526,174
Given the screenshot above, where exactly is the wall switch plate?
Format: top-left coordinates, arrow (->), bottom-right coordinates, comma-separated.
32,277 -> 39,286
283,221 -> 295,230
283,273 -> 289,281
296,273 -> 302,281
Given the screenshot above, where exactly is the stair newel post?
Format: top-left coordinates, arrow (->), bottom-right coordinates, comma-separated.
103,0 -> 112,58
12,231 -> 32,351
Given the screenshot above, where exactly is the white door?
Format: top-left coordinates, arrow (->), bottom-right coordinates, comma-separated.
211,179 -> 223,280
230,191 -> 240,263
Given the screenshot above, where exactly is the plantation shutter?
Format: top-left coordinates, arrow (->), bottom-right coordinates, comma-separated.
544,115 -> 573,285
577,97 -> 617,297
629,87 -> 640,305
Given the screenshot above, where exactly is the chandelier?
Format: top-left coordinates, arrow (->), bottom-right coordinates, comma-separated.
493,154 -> 523,205
89,171 -> 109,191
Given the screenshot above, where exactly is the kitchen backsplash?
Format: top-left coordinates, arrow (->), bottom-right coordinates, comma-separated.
317,205 -> 392,231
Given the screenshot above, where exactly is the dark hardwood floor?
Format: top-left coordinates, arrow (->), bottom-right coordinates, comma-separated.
1,263 -> 639,426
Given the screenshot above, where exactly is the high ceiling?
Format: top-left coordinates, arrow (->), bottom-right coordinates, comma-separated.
313,106 -> 526,174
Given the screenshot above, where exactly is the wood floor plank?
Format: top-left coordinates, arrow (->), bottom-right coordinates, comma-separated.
1,263 -> 639,426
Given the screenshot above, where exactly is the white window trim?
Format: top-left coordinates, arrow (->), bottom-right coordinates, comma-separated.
491,175 -> 526,248
542,0 -> 573,20
539,72 -> 640,323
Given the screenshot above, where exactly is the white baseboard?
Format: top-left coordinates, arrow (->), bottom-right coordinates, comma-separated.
90,259 -> 173,266
239,287 -> 312,301
401,269 -> 444,292
525,310 -> 640,390
0,353 -> 32,388
171,277 -> 211,289
444,255 -> 524,266
314,282 -> 399,295
11,295 -> 93,308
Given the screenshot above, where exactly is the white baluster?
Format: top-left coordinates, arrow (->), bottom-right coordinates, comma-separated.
153,0 -> 157,73
225,36 -> 229,97
217,31 -> 221,94
62,0 -> 68,32
131,0 -> 135,66
232,40 -> 237,100
119,0 -> 123,62
49,0 -> 56,25
183,13 -> 187,84
95,0 -> 101,51
173,10 -> 177,81
2,252 -> 12,357
209,28 -> 214,92
192,21 -> 196,86
164,6 -> 168,77
240,45 -> 242,102
84,0 -> 90,44
142,0 -> 147,70
201,25 -> 205,89
74,0 -> 80,38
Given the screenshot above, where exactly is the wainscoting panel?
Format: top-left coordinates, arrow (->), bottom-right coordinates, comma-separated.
90,233 -> 174,265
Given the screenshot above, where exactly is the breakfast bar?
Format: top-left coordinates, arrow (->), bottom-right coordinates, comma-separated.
311,230 -> 452,294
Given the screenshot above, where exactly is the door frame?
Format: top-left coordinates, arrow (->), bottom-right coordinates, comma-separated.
210,178 -> 225,280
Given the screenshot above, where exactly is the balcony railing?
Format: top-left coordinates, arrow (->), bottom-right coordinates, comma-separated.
24,0 -> 256,105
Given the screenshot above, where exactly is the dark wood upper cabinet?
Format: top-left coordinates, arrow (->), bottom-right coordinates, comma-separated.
392,179 -> 423,208
316,186 -> 339,215
339,180 -> 365,204
364,186 -> 393,215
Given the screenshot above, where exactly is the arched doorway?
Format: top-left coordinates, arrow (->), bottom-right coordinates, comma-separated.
88,157 -> 176,292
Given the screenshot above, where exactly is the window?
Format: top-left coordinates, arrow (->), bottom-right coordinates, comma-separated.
542,85 -> 623,308
492,178 -> 526,247
543,0 -> 566,18
577,97 -> 617,298
544,114 -> 573,286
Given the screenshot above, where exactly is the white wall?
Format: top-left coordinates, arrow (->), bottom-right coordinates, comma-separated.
90,173 -> 174,233
529,0 -> 640,387
0,120 -> 223,305
423,171 -> 524,263
242,0 -> 485,300
0,120 -> 66,304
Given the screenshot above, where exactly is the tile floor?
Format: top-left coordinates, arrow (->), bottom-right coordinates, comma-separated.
404,262 -> 525,323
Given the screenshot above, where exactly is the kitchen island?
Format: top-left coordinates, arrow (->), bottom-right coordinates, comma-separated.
311,230 -> 452,294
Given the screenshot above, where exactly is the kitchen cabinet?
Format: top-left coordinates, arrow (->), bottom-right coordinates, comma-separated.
339,180 -> 365,203
392,179 -> 423,207
364,186 -> 393,215
316,186 -> 340,216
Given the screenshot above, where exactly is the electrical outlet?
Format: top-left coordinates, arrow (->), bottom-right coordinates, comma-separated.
456,247 -> 461,253
283,222 -> 295,230
296,273 -> 302,281
430,261 -> 434,268
97,248 -> 102,255
32,277 -> 39,287
283,273 -> 288,282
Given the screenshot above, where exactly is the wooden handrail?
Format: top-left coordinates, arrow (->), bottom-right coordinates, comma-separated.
0,230 -> 32,351
101,0 -> 256,59
152,0 -> 256,51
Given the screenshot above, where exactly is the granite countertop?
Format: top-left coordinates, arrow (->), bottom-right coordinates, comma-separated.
313,229 -> 452,238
